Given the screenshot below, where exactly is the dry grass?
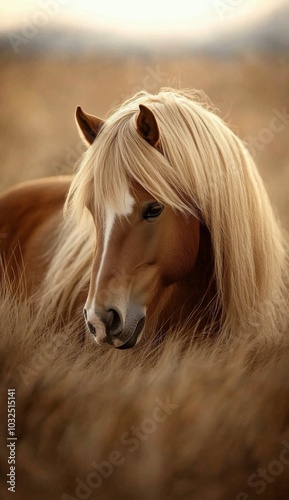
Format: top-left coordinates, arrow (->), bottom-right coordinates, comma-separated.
1,52 -> 289,499
1,289 -> 289,499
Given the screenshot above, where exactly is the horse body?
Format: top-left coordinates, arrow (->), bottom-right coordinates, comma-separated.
1,89 -> 288,348
0,177 -> 69,295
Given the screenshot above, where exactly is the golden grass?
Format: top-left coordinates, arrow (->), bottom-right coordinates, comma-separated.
1,287 -> 289,499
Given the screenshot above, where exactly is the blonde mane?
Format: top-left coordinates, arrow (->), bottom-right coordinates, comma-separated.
41,89 -> 289,339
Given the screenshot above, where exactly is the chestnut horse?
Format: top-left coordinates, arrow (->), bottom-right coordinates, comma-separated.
0,90 -> 288,349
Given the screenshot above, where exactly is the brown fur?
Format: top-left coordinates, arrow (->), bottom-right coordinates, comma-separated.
85,181 -> 217,347
0,177 -> 69,295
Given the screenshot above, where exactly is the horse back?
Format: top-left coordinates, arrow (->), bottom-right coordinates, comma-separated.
0,177 -> 71,293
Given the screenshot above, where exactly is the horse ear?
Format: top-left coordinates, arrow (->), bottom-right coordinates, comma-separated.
136,104 -> 160,148
75,106 -> 104,145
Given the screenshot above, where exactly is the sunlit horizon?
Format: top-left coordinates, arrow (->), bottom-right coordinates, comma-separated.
0,0 -> 288,39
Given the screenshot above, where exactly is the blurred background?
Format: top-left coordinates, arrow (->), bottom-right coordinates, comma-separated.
0,0 -> 288,224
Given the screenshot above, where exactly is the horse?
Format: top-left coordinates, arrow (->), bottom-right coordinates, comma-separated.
0,89 -> 288,349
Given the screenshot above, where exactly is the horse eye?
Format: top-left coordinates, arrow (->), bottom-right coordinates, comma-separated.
142,203 -> 163,220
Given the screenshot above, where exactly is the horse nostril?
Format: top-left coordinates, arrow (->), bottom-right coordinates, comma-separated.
86,308 -> 122,338
87,321 -> 96,337
105,308 -> 122,336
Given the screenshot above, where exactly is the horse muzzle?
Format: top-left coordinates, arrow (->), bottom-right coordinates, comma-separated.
115,316 -> 145,350
84,305 -> 146,349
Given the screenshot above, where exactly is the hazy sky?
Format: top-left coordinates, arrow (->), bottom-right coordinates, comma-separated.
0,0 -> 286,38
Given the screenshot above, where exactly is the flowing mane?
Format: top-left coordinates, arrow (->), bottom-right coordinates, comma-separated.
40,89 -> 288,339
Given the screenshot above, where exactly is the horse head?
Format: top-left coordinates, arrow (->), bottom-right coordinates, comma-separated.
76,104 -> 203,349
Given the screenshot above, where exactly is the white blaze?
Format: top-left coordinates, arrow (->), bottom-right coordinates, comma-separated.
89,189 -> 135,310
